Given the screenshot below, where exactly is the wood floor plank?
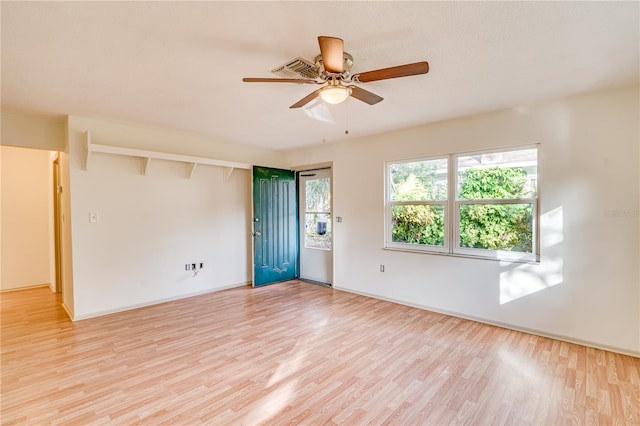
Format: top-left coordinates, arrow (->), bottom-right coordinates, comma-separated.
2,282 -> 639,425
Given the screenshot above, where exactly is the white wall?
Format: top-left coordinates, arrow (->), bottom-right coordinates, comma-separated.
285,85 -> 640,356
65,116 -> 285,318
1,146 -> 54,291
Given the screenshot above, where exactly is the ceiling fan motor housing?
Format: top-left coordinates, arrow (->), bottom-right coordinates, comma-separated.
315,53 -> 353,79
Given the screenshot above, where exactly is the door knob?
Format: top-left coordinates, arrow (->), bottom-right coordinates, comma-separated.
253,231 -> 261,237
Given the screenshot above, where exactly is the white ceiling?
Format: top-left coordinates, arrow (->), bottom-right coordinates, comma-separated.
2,1 -> 638,150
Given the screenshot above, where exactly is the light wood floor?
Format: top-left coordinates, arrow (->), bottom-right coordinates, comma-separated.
1,282 -> 638,425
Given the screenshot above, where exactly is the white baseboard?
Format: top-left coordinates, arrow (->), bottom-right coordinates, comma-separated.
0,283 -> 51,293
72,282 -> 251,321
334,285 -> 640,358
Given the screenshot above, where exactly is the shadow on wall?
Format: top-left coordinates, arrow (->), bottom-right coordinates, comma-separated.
499,206 -> 564,304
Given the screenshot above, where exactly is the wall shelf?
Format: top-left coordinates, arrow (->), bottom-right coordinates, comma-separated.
82,131 -> 250,180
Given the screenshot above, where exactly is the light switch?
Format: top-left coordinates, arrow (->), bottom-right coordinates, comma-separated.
89,212 -> 98,223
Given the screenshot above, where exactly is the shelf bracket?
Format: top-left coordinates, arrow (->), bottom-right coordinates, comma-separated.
142,157 -> 152,176
222,167 -> 234,182
187,162 -> 198,179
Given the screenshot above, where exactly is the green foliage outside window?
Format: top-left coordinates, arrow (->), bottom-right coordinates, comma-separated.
392,204 -> 445,246
390,159 -> 447,246
391,164 -> 534,253
459,203 -> 532,252
458,167 -> 533,252
458,167 -> 528,200
390,160 -> 447,201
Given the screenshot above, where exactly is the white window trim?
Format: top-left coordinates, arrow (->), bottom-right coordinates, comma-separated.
384,145 -> 539,263
385,155 -> 450,254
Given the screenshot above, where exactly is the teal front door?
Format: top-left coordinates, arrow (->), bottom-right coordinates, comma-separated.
252,166 -> 298,286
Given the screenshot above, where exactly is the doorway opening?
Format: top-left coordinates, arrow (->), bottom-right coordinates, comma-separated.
298,168 -> 333,286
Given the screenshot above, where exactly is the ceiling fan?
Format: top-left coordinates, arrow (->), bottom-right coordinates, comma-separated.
243,36 -> 429,109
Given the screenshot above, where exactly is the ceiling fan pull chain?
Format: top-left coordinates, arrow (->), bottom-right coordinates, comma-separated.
345,97 -> 350,135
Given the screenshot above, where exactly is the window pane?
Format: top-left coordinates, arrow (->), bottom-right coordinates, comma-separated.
304,213 -> 331,250
391,204 -> 445,246
459,203 -> 533,252
457,148 -> 537,200
390,158 -> 448,201
305,178 -> 330,212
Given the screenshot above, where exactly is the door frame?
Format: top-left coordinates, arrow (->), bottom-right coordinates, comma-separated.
293,163 -> 334,287
52,155 -> 63,294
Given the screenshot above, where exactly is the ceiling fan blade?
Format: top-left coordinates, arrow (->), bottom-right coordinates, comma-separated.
349,86 -> 384,105
353,61 -> 429,83
290,89 -> 322,109
318,36 -> 344,74
243,77 -> 318,84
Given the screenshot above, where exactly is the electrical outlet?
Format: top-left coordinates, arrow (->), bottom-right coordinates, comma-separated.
185,264 -> 190,271
380,264 -> 385,272
192,263 -> 196,270
199,263 -> 204,269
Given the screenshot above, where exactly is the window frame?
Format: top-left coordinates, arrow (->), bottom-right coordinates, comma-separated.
385,145 -> 539,263
385,155 -> 450,254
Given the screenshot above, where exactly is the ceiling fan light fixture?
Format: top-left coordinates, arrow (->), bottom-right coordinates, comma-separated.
320,86 -> 351,104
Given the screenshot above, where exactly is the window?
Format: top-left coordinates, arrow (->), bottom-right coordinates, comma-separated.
385,146 -> 538,262
303,176 -> 331,250
387,157 -> 449,252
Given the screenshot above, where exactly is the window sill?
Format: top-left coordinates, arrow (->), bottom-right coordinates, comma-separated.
382,246 -> 540,264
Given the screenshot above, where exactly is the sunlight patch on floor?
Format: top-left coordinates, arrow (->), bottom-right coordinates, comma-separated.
267,347 -> 308,387
498,347 -> 543,385
242,379 -> 298,424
